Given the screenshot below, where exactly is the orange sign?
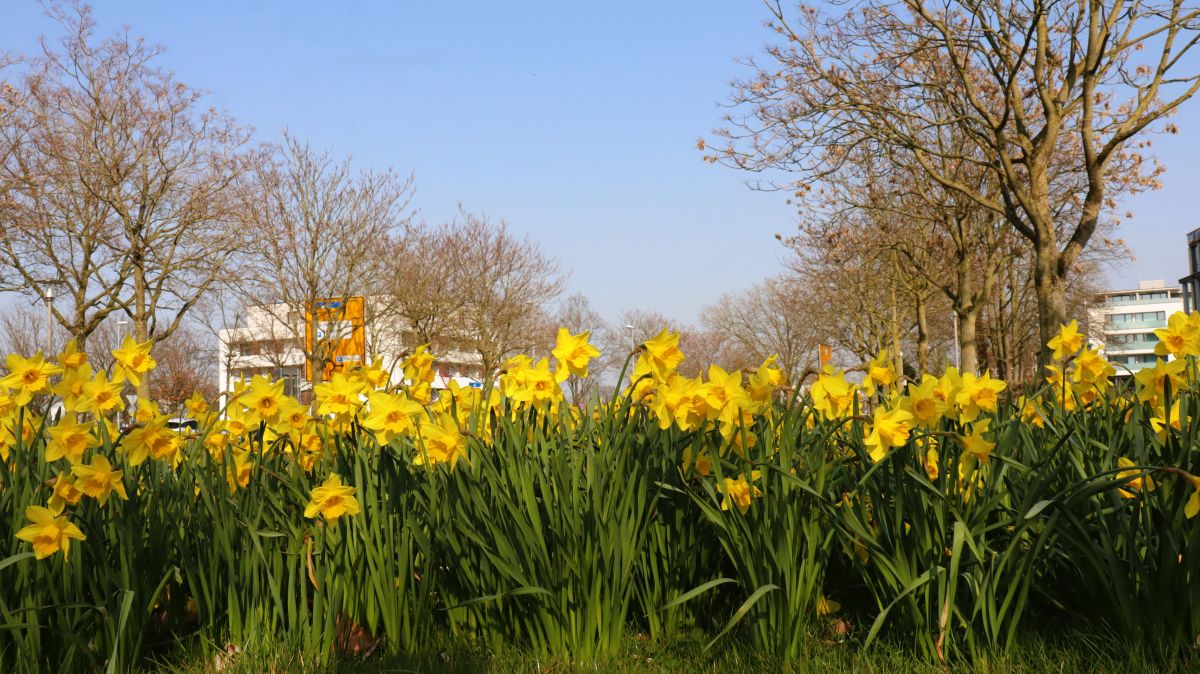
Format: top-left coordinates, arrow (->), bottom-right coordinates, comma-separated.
304,297 -> 366,381
818,344 -> 833,368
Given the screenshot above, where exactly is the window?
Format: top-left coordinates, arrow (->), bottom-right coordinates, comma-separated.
1107,332 -> 1158,345
1108,311 -> 1166,326
1140,291 -> 1168,301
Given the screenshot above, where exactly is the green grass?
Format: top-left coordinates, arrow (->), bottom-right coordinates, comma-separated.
146,627 -> 1197,674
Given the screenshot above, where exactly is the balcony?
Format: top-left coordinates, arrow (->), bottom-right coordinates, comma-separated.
1105,295 -> 1176,307
1106,319 -> 1166,331
1108,358 -> 1159,375
1103,340 -> 1159,353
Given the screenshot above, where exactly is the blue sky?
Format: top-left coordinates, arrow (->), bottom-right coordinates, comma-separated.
1,1 -> 1193,323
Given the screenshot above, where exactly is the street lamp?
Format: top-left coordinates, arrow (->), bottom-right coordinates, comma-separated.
625,324 -> 635,347
45,287 -> 54,351
32,280 -> 65,352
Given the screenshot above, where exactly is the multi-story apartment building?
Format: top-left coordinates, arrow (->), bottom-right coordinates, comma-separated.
1181,227 -> 1200,313
217,302 -> 484,401
1087,280 -> 1183,375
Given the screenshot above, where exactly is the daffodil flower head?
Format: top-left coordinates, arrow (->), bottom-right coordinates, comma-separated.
642,329 -> 685,379
552,327 -> 601,382
15,503 -> 86,560
719,471 -> 763,514
304,473 -> 361,522
1047,320 -> 1083,361
111,335 -> 156,387
0,352 -> 63,406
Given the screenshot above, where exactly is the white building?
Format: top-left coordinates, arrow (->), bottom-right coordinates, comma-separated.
1087,280 -> 1184,376
217,302 -> 484,400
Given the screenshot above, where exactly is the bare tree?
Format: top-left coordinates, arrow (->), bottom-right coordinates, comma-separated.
0,301 -> 68,358
700,274 -> 820,385
711,0 -> 1200,361
796,139 -> 1011,374
0,1 -> 253,400
231,133 -> 414,386
149,324 -> 217,414
451,210 -> 566,374
387,220 -> 473,349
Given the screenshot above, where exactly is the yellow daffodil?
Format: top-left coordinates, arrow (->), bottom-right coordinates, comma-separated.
304,473 -> 361,522
1154,311 -> 1200,358
932,367 -> 961,411
552,327 -> 601,382
695,367 -> 741,423
402,345 -> 436,404
1185,474 -> 1200,519
919,437 -> 939,480
79,371 -> 125,415
1072,347 -> 1115,388
0,352 -> 63,406
184,391 -> 210,418
1047,320 -> 1083,361
1018,395 -> 1046,428
121,418 -> 176,466
135,399 -> 161,424
15,504 -> 86,560
649,374 -> 700,431
46,470 -> 84,511
719,471 -> 762,514
1149,400 -> 1182,443
415,414 -> 468,469
276,397 -> 311,433
362,391 -> 424,445
900,375 -> 949,428
226,450 -> 253,493
955,371 -> 1006,423
1115,458 -> 1156,499
45,416 -> 99,464
959,419 -> 995,464
718,406 -> 759,457
1134,358 -> 1187,406
810,367 -> 856,420
508,358 -> 562,408
313,372 -> 365,418
57,339 -> 90,371
747,355 -> 786,405
71,454 -> 128,506
863,406 -> 913,463
111,335 -> 156,387
52,363 -> 93,413
642,329 -> 685,378
240,375 -> 286,423
681,446 -> 713,476
862,349 -> 898,397
817,595 -> 841,617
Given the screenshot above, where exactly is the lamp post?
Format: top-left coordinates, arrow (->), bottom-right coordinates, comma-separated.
115,318 -> 129,427
625,324 -> 635,348
45,287 -> 55,352
33,280 -> 64,352
952,312 -> 960,370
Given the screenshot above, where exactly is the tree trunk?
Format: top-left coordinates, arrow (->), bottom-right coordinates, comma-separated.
134,272 -> 151,405
915,294 -> 929,375
889,264 -> 903,378
1033,243 -> 1068,368
959,308 -> 979,375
